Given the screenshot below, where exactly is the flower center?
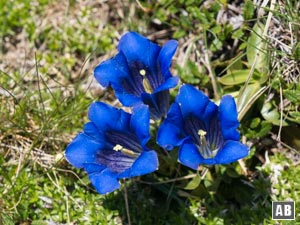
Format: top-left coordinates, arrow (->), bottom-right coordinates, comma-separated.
96,131 -> 142,173
197,129 -> 217,159
106,130 -> 142,153
183,115 -> 224,160
139,69 -> 153,94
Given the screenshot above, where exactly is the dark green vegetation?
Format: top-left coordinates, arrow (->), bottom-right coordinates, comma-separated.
1,0 -> 299,224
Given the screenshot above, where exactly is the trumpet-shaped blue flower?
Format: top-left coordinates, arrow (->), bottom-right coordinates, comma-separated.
94,31 -> 178,120
157,84 -> 249,170
65,102 -> 158,194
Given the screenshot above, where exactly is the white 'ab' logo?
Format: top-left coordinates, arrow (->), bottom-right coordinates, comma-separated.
275,204 -> 291,216
272,201 -> 295,220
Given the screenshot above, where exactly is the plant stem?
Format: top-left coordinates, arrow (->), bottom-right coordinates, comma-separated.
123,179 -> 131,225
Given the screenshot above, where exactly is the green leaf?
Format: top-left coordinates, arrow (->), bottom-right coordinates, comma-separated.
31,221 -> 48,225
177,60 -> 209,85
289,111 -> 300,123
261,101 -> 289,126
246,22 -> 269,74
229,56 -> 244,71
0,214 -> 14,225
184,173 -> 201,190
173,29 -> 186,39
219,70 -> 250,85
250,117 -> 261,129
283,89 -> 300,104
243,0 -> 255,20
210,37 -> 223,52
257,121 -> 273,137
218,69 -> 268,86
226,167 -> 240,178
237,82 -> 261,115
244,119 -> 272,138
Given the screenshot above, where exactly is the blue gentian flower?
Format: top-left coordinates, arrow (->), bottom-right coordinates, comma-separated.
65,102 -> 158,194
157,84 -> 249,170
94,31 -> 179,120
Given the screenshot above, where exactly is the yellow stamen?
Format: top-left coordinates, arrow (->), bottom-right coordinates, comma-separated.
197,129 -> 216,159
120,148 -> 136,156
198,129 -> 207,145
139,68 -> 153,94
113,144 -> 136,157
113,144 -> 123,151
139,69 -> 146,76
142,78 -> 153,94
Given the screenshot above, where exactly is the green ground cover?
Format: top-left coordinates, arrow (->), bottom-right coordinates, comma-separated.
0,0 -> 300,224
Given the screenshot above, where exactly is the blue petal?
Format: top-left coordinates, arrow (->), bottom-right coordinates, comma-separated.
214,140 -> 249,164
176,84 -> 218,123
157,102 -> 185,150
83,122 -> 98,135
94,53 -> 144,106
129,150 -> 158,177
155,76 -> 179,93
88,102 -> 130,132
88,168 -> 120,195
104,131 -> 141,154
153,90 -> 170,118
94,52 -> 130,88
96,150 -> 136,173
115,91 -> 141,106
130,104 -> 150,146
158,40 -> 178,79
83,163 -> 106,174
65,133 -> 103,168
118,32 -> 161,69
141,91 -> 170,120
140,94 -> 158,119
83,122 -> 101,140
219,95 -> 240,141
178,140 -> 209,170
